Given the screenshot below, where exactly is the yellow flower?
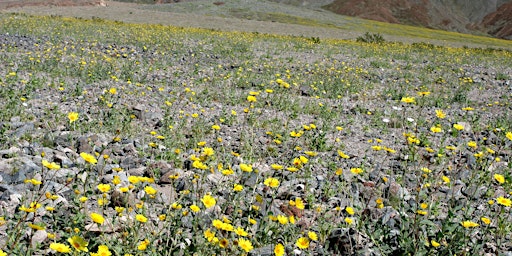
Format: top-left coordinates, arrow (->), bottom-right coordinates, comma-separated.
50,242 -> 72,253
442,176 -> 450,184
238,238 -> 253,252
400,96 -> 415,104
235,226 -> 248,237
416,210 -> 428,215
112,176 -> 121,185
481,217 -> 491,225
204,228 -> 216,242
506,132 -> 512,141
277,215 -> 289,225
286,167 -> 299,172
271,164 -> 283,170
137,239 -> 150,251
212,124 -> 220,130
430,126 -> 443,133
68,235 -> 88,252
337,150 -> 350,159
305,151 -> 318,156
233,184 -> 243,192
295,237 -> 310,249
344,217 -> 353,225
290,130 -> 302,137
144,186 -> 157,195
97,184 -> 111,193
495,174 -> 505,184
264,177 -> 280,188
247,95 -> 257,102
308,231 -> 318,241
24,178 -> 42,185
19,202 -> 41,213
68,112 -> 79,123
435,109 -> 446,119
201,148 -> 214,157
212,219 -> 223,229
431,240 -> 441,248
190,205 -> 200,213
240,163 -> 253,172
90,213 -> 105,225
350,167 -> 364,175
460,220 -> 479,228
80,152 -> 97,165
421,167 -> 432,174
136,214 -> 148,223
42,159 -> 61,170
293,197 -> 305,210
467,141 -> 477,149
27,223 -> 45,230
192,160 -> 208,170
345,206 -> 355,215
274,243 -> 285,256
496,196 -> 512,207
453,123 -> 464,131
218,238 -> 228,248
91,245 -> 112,256
201,194 -> 216,208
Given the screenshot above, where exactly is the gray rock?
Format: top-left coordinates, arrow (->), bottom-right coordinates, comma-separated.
12,123 -> 34,138
0,146 -> 21,158
53,132 -> 75,148
249,245 -> 274,256
121,157 -> 143,170
77,136 -> 93,154
53,152 -> 74,168
0,157 -> 39,184
123,143 -> 137,155
31,229 -> 47,249
0,184 -> 19,202
132,104 -> 145,119
127,166 -> 146,176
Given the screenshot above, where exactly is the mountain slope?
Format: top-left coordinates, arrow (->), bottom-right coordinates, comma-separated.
324,0 -> 512,39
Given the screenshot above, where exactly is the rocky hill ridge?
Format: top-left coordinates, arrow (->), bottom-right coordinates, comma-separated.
323,0 -> 512,39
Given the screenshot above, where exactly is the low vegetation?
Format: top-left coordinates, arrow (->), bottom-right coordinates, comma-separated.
0,12 -> 511,255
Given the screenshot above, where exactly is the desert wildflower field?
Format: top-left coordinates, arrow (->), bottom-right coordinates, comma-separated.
0,11 -> 512,256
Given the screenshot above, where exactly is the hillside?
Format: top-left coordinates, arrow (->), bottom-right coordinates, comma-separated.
324,0 -> 512,39
3,0 -> 512,50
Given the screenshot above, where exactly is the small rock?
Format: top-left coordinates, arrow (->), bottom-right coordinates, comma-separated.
132,104 -> 145,119
31,229 -> 47,248
53,152 -> 74,168
0,146 -> 21,158
127,166 -> 146,176
249,245 -> 274,256
12,123 -> 34,138
121,157 -> 143,170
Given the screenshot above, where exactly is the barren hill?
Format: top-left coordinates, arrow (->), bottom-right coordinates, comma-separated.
324,0 -> 512,39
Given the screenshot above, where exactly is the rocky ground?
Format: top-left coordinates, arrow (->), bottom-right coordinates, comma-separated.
1,13 -> 512,254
